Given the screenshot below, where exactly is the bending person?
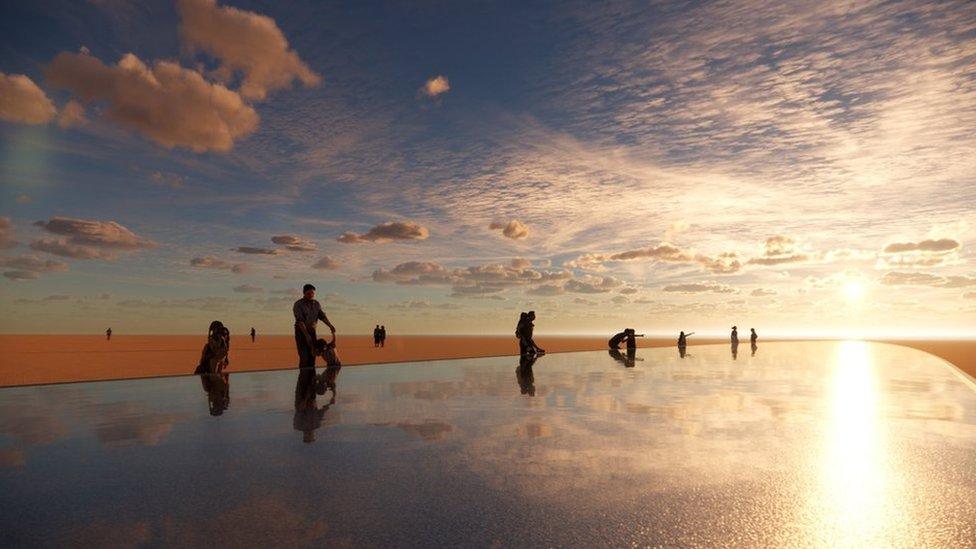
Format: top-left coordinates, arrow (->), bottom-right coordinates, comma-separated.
293,283 -> 336,370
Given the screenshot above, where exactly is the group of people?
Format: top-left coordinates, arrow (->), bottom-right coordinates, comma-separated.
372,325 -> 388,347
515,311 -> 545,356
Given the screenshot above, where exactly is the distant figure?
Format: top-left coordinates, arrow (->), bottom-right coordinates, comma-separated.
250,327 -> 256,343
731,340 -> 739,360
373,325 -> 381,347
677,331 -> 693,359
516,311 -> 545,356
380,325 -> 387,347
195,320 -> 230,374
731,326 -> 739,344
294,369 -> 334,444
608,328 -> 643,349
199,371 -> 230,416
609,348 -> 641,368
106,328 -> 112,341
750,328 -> 758,357
294,284 -> 336,370
516,354 -> 537,396
313,333 -> 342,397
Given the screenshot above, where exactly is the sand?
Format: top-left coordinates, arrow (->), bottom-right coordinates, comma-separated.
0,334 -> 972,387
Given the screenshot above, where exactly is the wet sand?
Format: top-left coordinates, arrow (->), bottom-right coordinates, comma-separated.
0,335 -> 972,387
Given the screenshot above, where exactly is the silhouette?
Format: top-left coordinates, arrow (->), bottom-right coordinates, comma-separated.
516,354 -> 537,396
677,331 -> 693,358
373,325 -> 381,347
379,325 -> 387,347
195,320 -> 230,374
750,328 -> 758,357
250,327 -> 256,342
313,333 -> 342,397
609,347 -> 642,368
731,326 -> 739,344
106,327 -> 112,341
294,368 -> 334,443
199,371 -> 230,416
294,283 -> 336,370
515,310 -> 545,356
731,340 -> 739,360
751,341 -> 758,357
609,328 -> 644,349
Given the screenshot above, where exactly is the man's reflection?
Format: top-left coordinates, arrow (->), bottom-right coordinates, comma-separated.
516,354 -> 537,396
751,341 -> 758,357
678,344 -> 688,358
731,340 -> 739,360
608,348 -> 642,368
294,368 -> 334,443
200,372 -> 230,416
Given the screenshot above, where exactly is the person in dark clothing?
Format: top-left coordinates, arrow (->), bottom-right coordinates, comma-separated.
731,326 -> 739,344
195,320 -> 230,374
516,354 -> 537,396
516,311 -> 545,355
677,331 -> 693,358
250,327 -> 256,342
294,284 -> 336,370
379,325 -> 387,347
609,328 -> 643,349
200,371 -> 230,416
373,325 -> 381,347
106,328 -> 112,341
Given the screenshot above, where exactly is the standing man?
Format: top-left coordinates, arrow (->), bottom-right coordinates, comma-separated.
293,284 -> 336,370
379,325 -> 387,347
250,327 -> 256,343
106,327 -> 112,341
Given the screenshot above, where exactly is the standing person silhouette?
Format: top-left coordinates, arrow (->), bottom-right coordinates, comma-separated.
380,325 -> 387,347
750,328 -> 758,356
106,327 -> 112,341
293,284 -> 336,370
250,327 -> 256,343
731,326 -> 739,344
519,311 -> 545,355
373,325 -> 381,347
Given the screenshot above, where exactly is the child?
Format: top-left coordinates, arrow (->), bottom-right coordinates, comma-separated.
313,334 -> 342,397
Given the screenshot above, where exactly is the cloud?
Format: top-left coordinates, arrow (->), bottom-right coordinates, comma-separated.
57,100 -> 87,128
311,255 -> 340,270
150,171 -> 185,189
883,238 -> 960,254
0,218 -> 18,249
564,275 -> 623,294
46,52 -> 258,152
489,220 -> 529,240
176,0 -> 321,101
338,222 -> 429,244
964,292 -> 976,300
747,236 -> 809,266
611,295 -> 629,304
232,284 -> 264,293
565,243 -> 741,274
389,300 -> 460,310
750,288 -> 777,296
526,283 -> 565,296
232,246 -> 279,255
0,255 -> 69,280
31,217 -> 155,260
619,287 -> 638,295
663,281 -> 737,294
271,235 -> 316,252
190,256 -> 248,273
0,72 -> 56,125
573,297 -> 598,306
420,75 -> 450,98
879,271 -> 976,288
510,258 -> 533,269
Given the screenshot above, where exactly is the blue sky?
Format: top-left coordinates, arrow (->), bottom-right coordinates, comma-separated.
1,0 -> 975,336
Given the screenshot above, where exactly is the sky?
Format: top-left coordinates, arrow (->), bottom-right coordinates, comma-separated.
0,0 -> 974,337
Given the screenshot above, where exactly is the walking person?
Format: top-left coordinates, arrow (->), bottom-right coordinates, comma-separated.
373,325 -> 381,348
106,327 -> 112,341
516,311 -> 545,356
731,326 -> 739,344
750,328 -> 758,356
250,327 -> 256,343
293,284 -> 336,370
379,325 -> 387,347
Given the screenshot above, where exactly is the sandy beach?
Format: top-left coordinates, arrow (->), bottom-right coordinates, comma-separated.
0,334 -> 972,387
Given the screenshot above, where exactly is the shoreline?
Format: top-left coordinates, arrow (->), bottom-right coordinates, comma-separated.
0,335 -> 973,388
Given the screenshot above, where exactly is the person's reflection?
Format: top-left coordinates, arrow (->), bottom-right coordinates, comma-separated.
294,368 -> 334,443
751,341 -> 758,357
731,340 -> 739,360
608,348 -> 642,367
200,372 -> 230,416
516,354 -> 537,396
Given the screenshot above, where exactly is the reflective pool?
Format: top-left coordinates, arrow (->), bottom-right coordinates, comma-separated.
1,342 -> 975,546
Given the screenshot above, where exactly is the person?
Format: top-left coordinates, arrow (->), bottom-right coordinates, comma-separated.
373,325 -> 381,347
106,327 -> 112,341
515,312 -> 529,355
195,320 -> 230,374
313,333 -> 342,397
516,354 -> 537,396
379,325 -> 387,347
608,328 -> 643,349
199,371 -> 230,416
750,328 -> 758,357
677,331 -> 693,359
250,327 -> 256,343
731,326 -> 739,344
517,311 -> 545,355
609,347 -> 641,368
293,284 -> 336,370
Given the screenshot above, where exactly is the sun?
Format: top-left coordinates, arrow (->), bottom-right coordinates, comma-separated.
842,280 -> 866,302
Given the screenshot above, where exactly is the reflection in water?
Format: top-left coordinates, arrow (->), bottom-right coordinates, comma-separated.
678,344 -> 688,358
608,348 -> 642,368
516,355 -> 537,396
731,341 -> 739,360
199,373 -> 230,416
813,341 -> 902,543
751,342 -> 758,357
294,369 -> 335,443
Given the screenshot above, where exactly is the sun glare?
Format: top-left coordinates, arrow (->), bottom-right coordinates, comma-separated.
842,280 -> 865,302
